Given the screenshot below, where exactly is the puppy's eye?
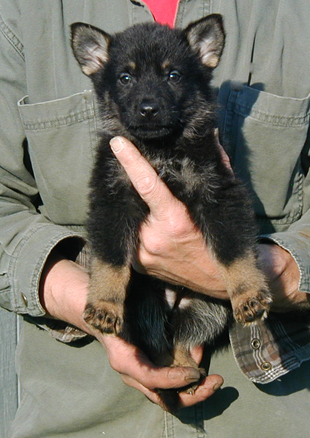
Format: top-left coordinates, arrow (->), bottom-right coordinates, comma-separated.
119,73 -> 132,85
168,70 -> 181,83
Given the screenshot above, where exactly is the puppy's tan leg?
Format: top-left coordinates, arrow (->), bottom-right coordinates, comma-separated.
220,251 -> 272,325
84,257 -> 130,334
171,344 -> 206,395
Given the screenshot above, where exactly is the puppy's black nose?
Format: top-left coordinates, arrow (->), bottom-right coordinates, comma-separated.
139,101 -> 159,119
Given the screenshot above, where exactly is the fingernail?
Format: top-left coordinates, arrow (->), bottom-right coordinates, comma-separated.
184,369 -> 201,383
168,368 -> 200,383
110,136 -> 125,153
213,382 -> 223,391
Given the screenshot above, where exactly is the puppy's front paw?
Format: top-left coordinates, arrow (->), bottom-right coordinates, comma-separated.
84,301 -> 123,334
233,290 -> 272,324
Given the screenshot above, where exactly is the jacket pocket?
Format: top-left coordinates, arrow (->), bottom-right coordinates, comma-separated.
219,85 -> 310,232
18,90 -> 99,225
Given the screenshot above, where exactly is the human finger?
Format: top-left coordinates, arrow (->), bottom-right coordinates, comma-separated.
214,128 -> 233,172
110,136 -> 179,218
122,371 -> 224,411
177,373 -> 224,409
100,334 -> 202,390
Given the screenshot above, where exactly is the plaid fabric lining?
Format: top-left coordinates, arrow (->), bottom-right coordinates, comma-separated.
230,313 -> 310,383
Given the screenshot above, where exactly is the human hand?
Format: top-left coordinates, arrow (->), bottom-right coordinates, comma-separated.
40,251 -> 223,411
110,136 -> 229,300
96,333 -> 223,411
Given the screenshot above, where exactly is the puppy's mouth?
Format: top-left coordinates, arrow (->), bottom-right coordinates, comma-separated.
129,124 -> 175,140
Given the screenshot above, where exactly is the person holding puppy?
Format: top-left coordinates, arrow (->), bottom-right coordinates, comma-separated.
0,1 -> 309,437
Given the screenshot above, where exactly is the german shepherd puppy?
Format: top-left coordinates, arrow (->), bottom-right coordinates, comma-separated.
71,15 -> 272,409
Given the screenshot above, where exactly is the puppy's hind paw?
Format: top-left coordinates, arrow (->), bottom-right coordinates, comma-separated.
178,367 -> 207,395
83,301 -> 123,335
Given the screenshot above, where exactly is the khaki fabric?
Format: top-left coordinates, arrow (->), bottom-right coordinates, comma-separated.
10,322 -> 310,438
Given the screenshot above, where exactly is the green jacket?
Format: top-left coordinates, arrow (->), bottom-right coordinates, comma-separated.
1,0 -> 309,320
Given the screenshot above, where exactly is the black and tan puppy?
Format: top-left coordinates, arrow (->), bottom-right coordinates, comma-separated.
71,15 -> 272,408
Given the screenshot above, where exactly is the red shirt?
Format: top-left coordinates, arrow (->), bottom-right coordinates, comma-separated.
143,0 -> 179,27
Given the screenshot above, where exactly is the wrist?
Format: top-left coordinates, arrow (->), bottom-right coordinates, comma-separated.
258,243 -> 308,311
40,252 -> 91,332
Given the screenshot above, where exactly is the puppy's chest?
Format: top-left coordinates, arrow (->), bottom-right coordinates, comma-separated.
156,156 -> 211,194
110,152 -> 219,200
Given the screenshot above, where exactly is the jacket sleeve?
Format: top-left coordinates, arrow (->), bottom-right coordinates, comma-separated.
263,211 -> 310,294
0,11 -> 85,317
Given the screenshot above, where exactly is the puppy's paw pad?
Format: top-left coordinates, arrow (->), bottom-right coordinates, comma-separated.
83,302 -> 123,334
233,291 -> 272,324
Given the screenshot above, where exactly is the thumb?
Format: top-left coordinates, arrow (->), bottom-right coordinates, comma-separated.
110,136 -> 178,219
100,334 -> 202,390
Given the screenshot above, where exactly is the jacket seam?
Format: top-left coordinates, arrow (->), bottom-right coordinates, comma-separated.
0,11 -> 24,60
21,107 -> 96,131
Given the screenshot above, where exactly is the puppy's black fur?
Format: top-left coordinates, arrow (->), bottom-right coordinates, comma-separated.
71,15 -> 271,410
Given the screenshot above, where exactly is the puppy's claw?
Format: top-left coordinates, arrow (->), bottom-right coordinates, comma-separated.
185,386 -> 197,395
83,302 -> 124,334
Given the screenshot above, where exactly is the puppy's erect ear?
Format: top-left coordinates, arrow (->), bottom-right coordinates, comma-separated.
71,22 -> 111,75
185,14 -> 225,68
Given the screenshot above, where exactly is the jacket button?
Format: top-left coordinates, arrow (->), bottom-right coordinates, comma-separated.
21,293 -> 28,307
251,338 -> 261,349
260,362 -> 272,371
